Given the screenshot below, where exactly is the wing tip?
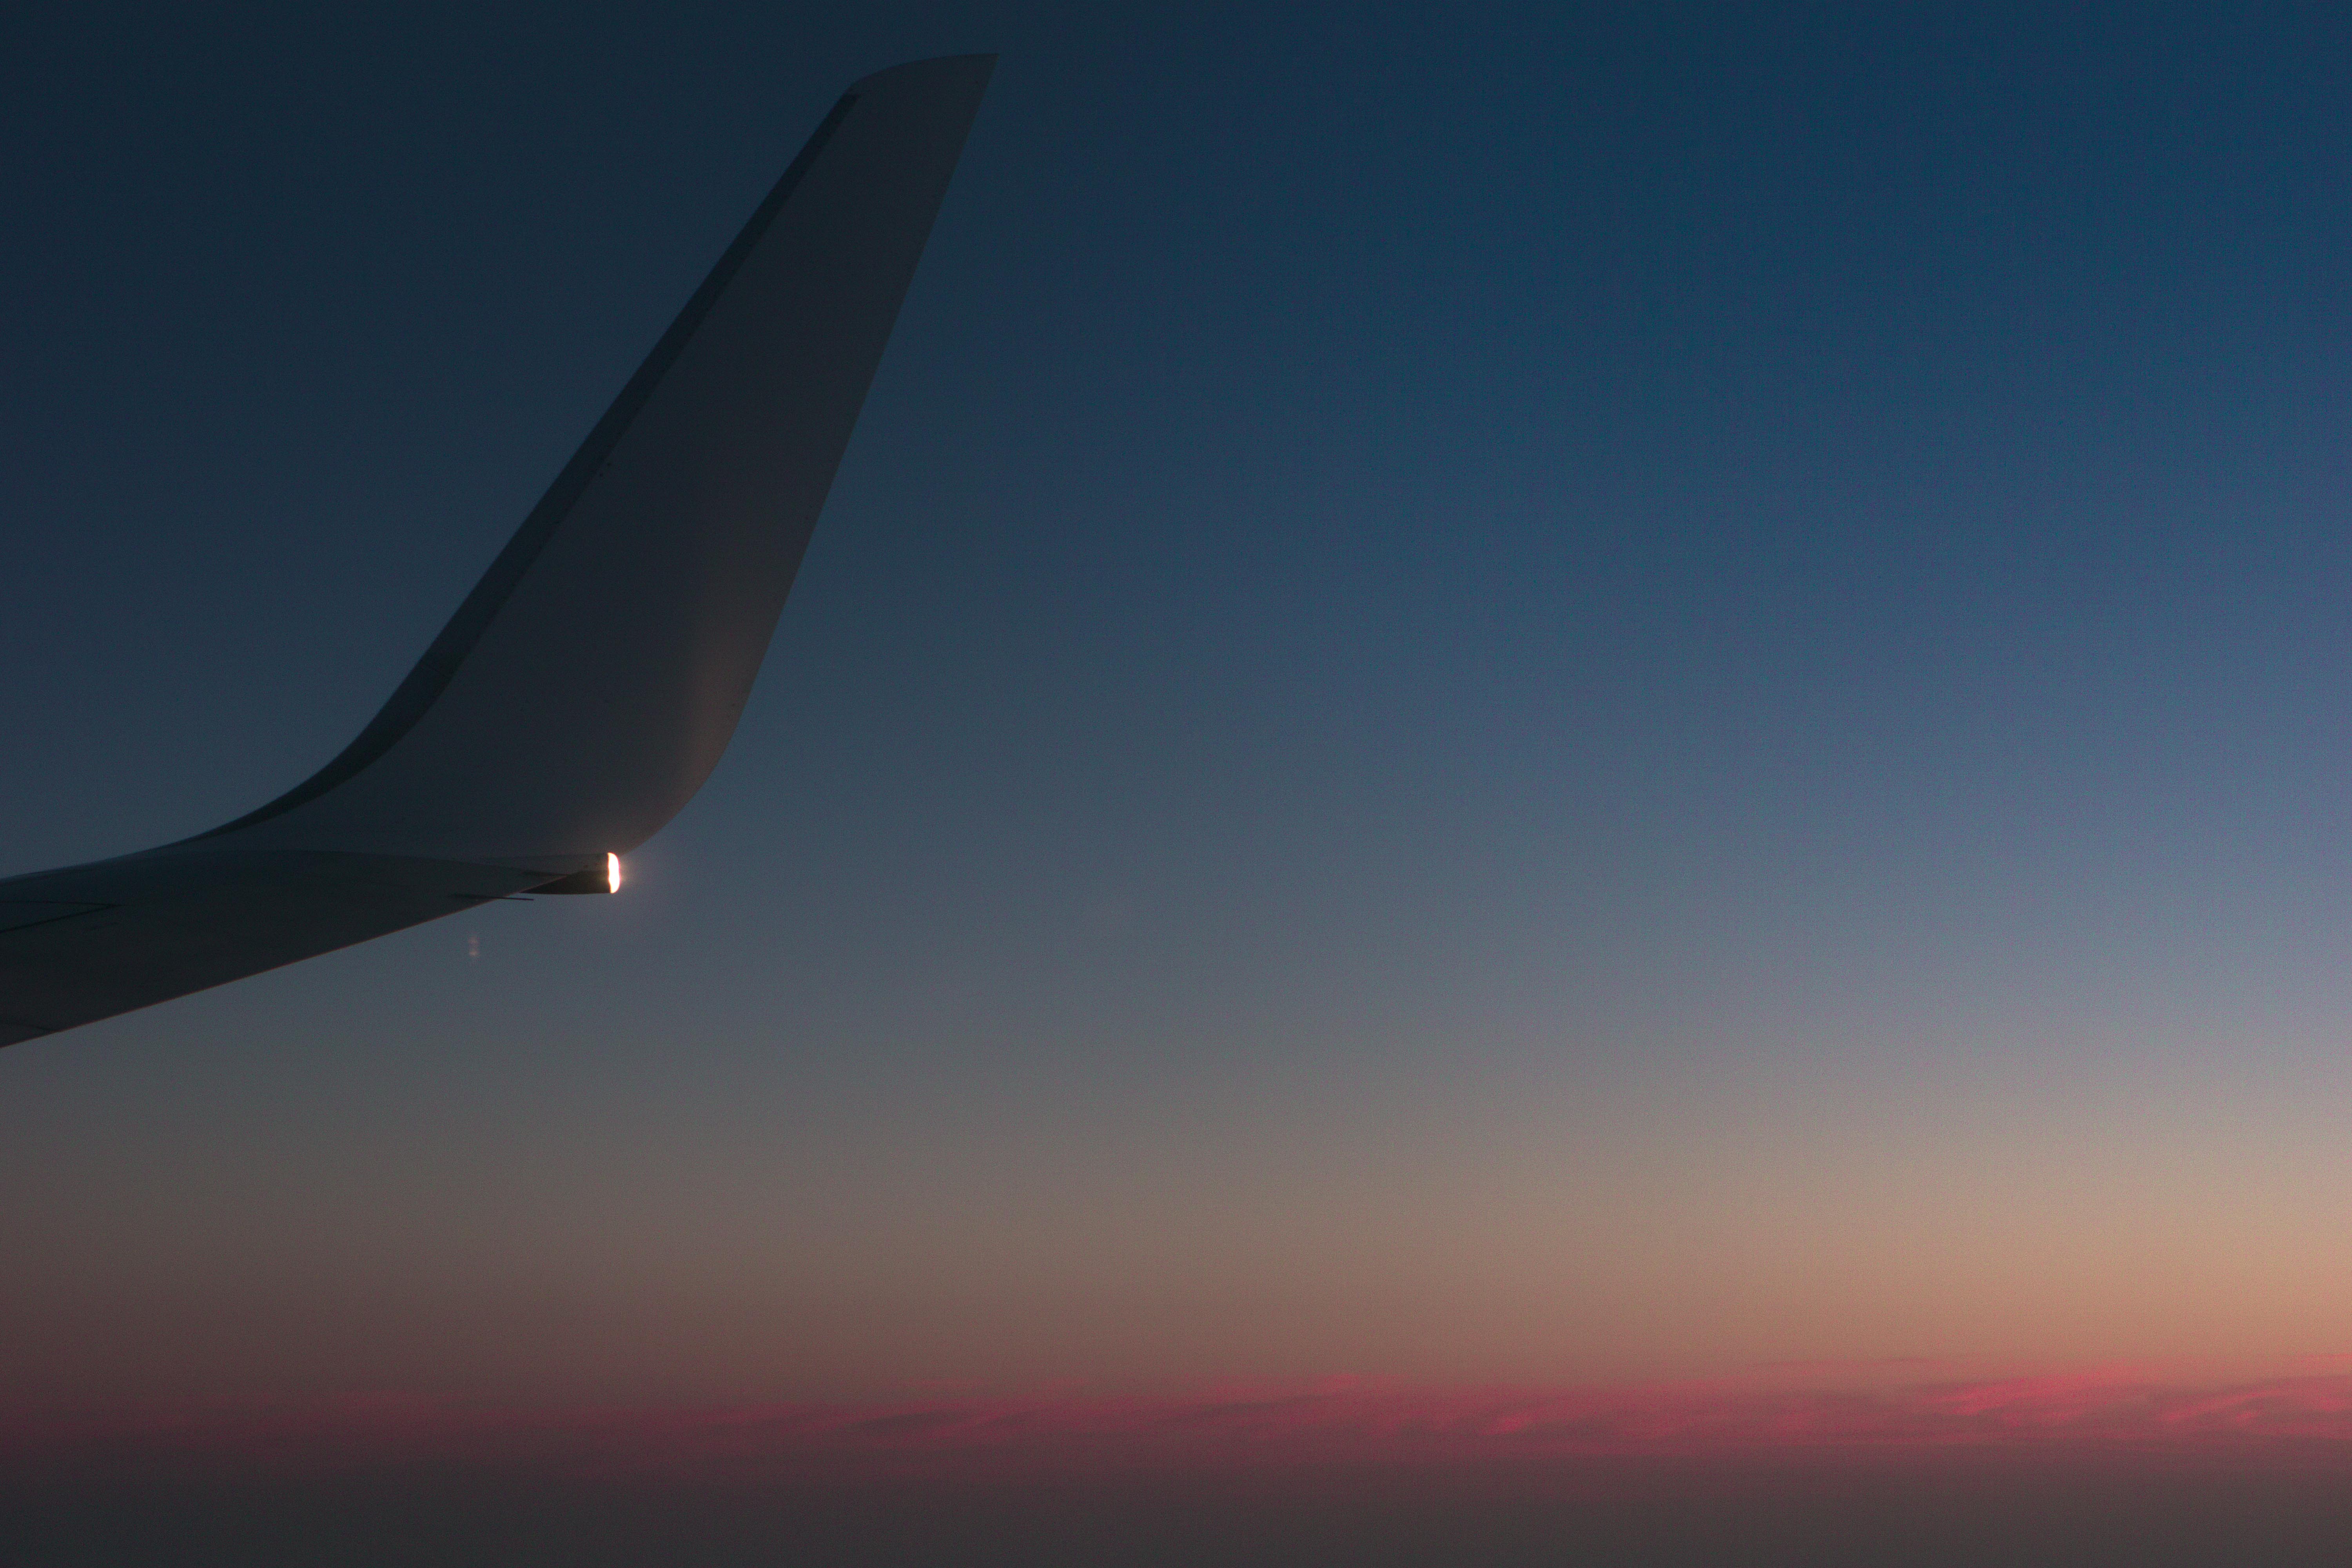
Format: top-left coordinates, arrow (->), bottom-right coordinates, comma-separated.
850,54 -> 999,94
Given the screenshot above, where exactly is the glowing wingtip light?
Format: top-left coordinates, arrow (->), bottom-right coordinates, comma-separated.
608,853 -> 622,893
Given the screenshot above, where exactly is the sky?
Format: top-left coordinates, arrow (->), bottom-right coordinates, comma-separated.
8,0 -> 2352,1558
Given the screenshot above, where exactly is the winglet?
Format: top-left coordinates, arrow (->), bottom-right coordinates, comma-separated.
203,55 -> 995,871
0,60 -> 995,1046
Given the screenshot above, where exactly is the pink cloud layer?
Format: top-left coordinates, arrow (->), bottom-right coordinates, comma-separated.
15,1365 -> 2352,1486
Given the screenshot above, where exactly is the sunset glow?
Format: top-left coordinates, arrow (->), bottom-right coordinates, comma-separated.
10,4 -> 2352,1562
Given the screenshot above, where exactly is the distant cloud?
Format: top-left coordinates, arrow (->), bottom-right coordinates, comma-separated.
15,1365 -> 2352,1487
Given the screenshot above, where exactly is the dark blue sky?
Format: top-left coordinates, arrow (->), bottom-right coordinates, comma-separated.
11,0 -> 2352,1432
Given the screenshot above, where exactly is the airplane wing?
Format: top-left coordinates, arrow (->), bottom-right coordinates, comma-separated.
0,54 -> 995,1048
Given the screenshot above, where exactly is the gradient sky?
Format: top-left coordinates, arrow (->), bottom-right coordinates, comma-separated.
9,0 -> 2352,1443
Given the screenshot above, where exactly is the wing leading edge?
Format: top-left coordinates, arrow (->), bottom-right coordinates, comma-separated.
0,55 -> 994,1048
